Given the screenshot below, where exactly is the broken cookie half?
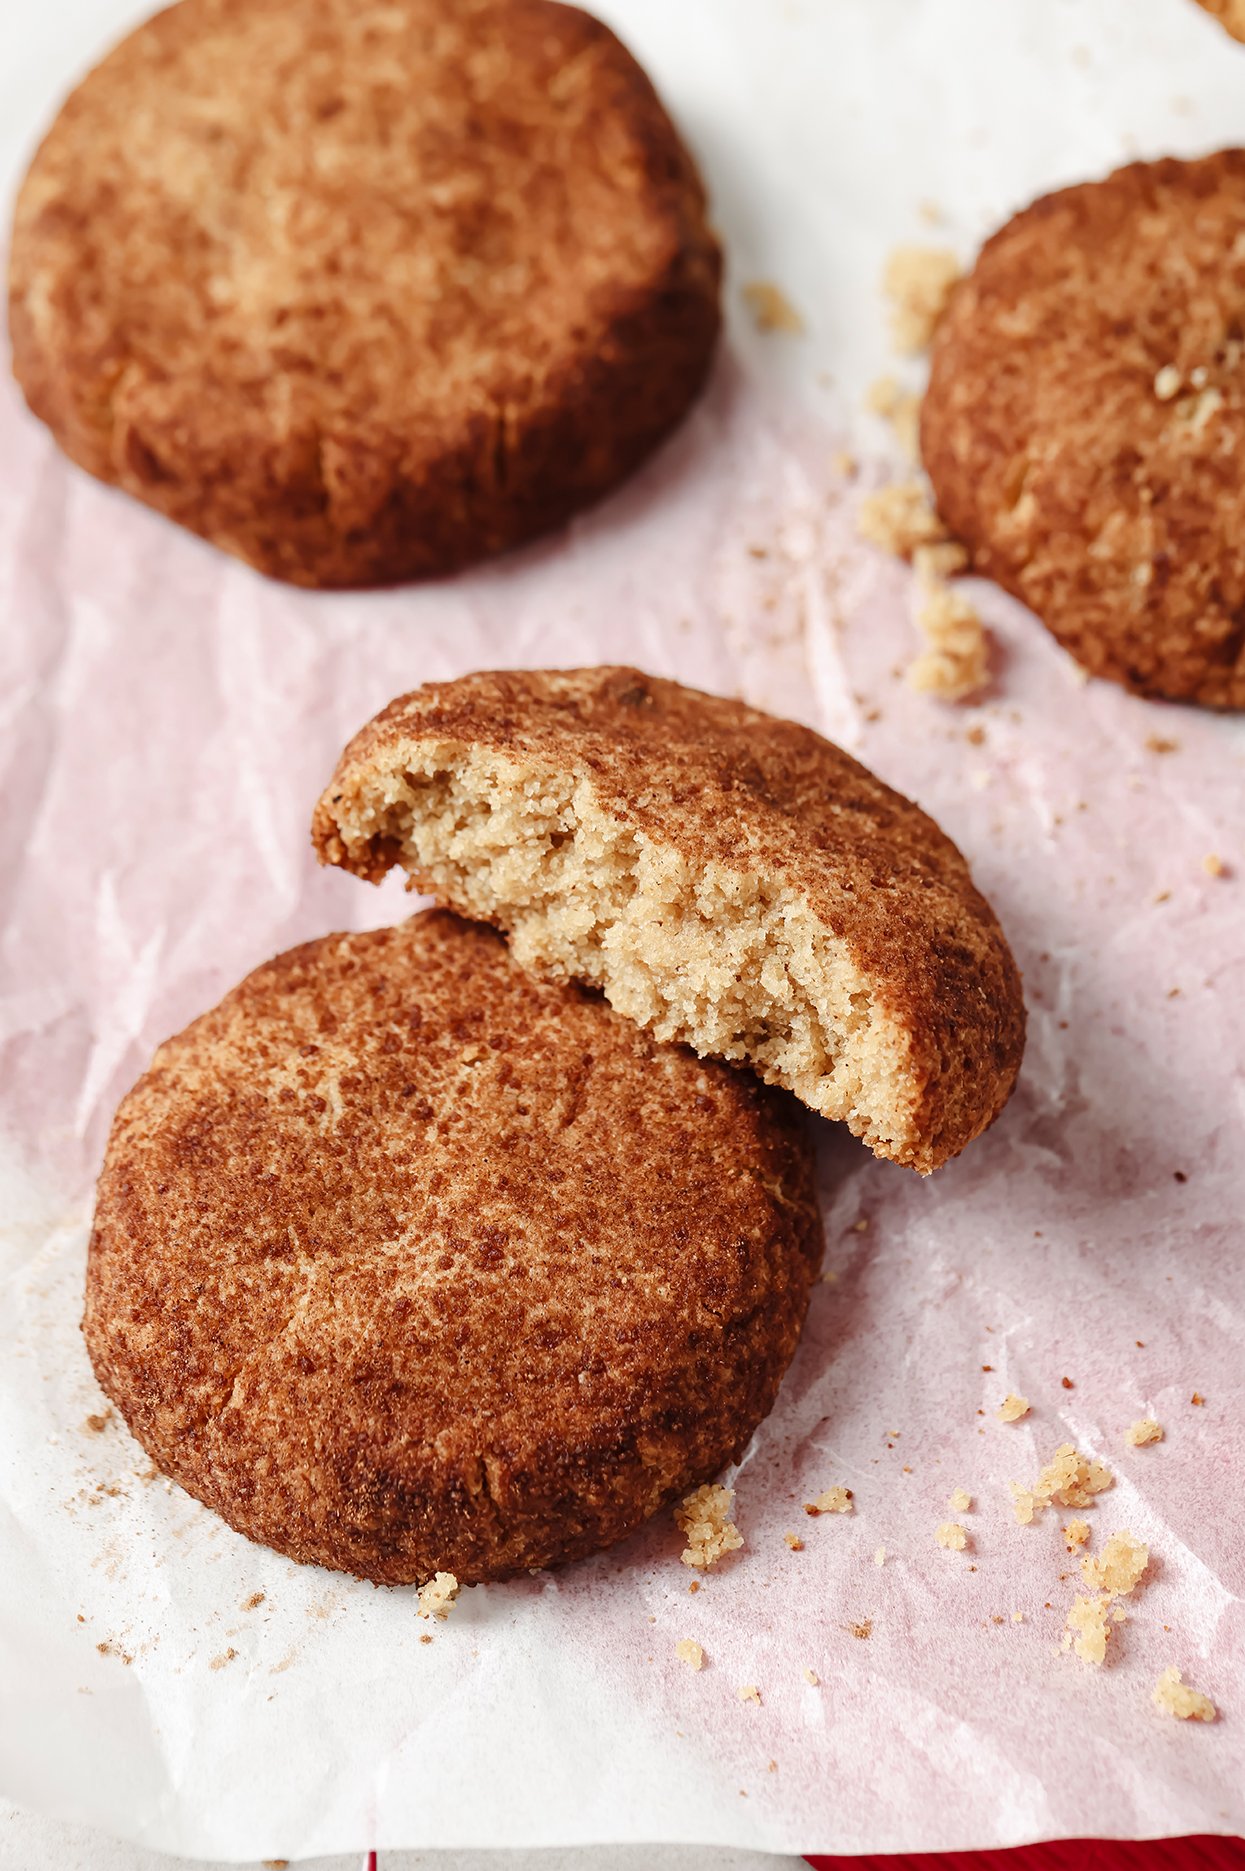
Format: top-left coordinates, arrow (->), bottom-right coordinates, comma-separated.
312,667 -> 1024,1173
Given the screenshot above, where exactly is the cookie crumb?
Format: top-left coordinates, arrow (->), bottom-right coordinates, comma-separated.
675,1638 -> 704,1672
1065,1595 -> 1111,1666
1202,853 -> 1226,877
804,1486 -> 853,1516
737,1683 -> 762,1705
417,1571 -> 460,1621
243,1592 -> 266,1611
1191,1392 -> 1206,1407
935,1521 -> 969,1551
997,1393 -> 1030,1422
1126,1417 -> 1163,1448
874,1546 -> 886,1566
1081,1529 -> 1149,1598
209,1648 -> 238,1671
804,1667 -> 819,1685
857,481 -> 949,558
1064,1519 -> 1091,1552
677,1484 -> 744,1569
742,280 -> 804,334
1153,364 -> 1183,401
1153,1666 -> 1216,1722
419,1633 -> 433,1645
947,1488 -> 972,1513
1146,735 -> 1179,754
784,1532 -> 804,1551
884,246 -> 961,353
1012,1611 -> 1024,1623
832,450 -> 859,479
908,579 -> 989,702
1013,1444 -> 1113,1522
83,1411 -> 112,1434
846,1619 -> 873,1641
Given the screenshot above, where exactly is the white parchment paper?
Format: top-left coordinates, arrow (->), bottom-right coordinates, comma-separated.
1,0 -> 1243,1858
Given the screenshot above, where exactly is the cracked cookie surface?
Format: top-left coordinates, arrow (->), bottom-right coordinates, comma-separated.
922,151 -> 1245,707
9,0 -> 720,586
84,911 -> 820,1584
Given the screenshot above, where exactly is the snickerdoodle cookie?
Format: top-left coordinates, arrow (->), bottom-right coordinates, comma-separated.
84,912 -> 820,1585
922,152 -> 1245,707
312,667 -> 1025,1173
10,0 -> 720,587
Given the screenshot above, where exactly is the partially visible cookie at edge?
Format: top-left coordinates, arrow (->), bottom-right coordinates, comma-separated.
921,151 -> 1245,707
84,911 -> 822,1585
311,666 -> 1026,1174
1194,0 -> 1245,42
9,0 -> 721,588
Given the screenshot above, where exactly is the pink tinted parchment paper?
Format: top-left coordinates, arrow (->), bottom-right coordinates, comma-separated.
1,0 -> 1244,1858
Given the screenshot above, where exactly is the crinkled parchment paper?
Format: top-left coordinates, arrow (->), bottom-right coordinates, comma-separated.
1,0 -> 1243,1858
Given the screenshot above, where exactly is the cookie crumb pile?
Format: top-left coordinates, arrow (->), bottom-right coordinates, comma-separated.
677,1485 -> 744,1570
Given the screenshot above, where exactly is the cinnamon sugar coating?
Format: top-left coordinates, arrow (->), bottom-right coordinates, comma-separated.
85,912 -> 821,1585
9,0 -> 720,587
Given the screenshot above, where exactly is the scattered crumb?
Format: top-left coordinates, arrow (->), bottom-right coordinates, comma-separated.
83,1411 -> 112,1434
209,1648 -> 238,1671
417,1572 -> 460,1621
243,1592 -> 266,1611
1064,1594 -> 1112,1667
846,1619 -> 873,1641
1012,1445 -> 1113,1523
737,1684 -> 762,1705
948,1488 -> 972,1513
1061,1376 -> 1075,1390
997,1394 -> 1030,1423
874,1546 -> 886,1567
742,280 -> 804,334
1154,364 -> 1183,402
767,1760 -> 777,1773
832,450 -> 858,479
262,1862 -> 289,1869
866,374 -> 922,461
1081,1530 -> 1149,1599
784,1532 -> 804,1551
95,1641 -> 133,1666
935,1521 -> 969,1552
1064,1520 -> 1092,1552
1202,854 -> 1226,877
677,1484 -> 744,1569
1153,1667 -> 1216,1722
1192,1393 -> 1206,1407
1012,1612 -> 1024,1624
419,1633 -> 432,1645
675,1639 -> 704,1672
884,245 -> 961,353
804,1487 -> 853,1516
1146,735 -> 1180,754
909,575 -> 988,702
804,1667 -> 819,1686
913,540 -> 969,579
857,481 -> 948,558
1126,1418 -> 1163,1448
688,1580 -> 700,1594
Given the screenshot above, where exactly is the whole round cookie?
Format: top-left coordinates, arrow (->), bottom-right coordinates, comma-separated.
10,0 -> 720,588
922,153 -> 1245,707
84,911 -> 820,1585
312,667 -> 1026,1174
